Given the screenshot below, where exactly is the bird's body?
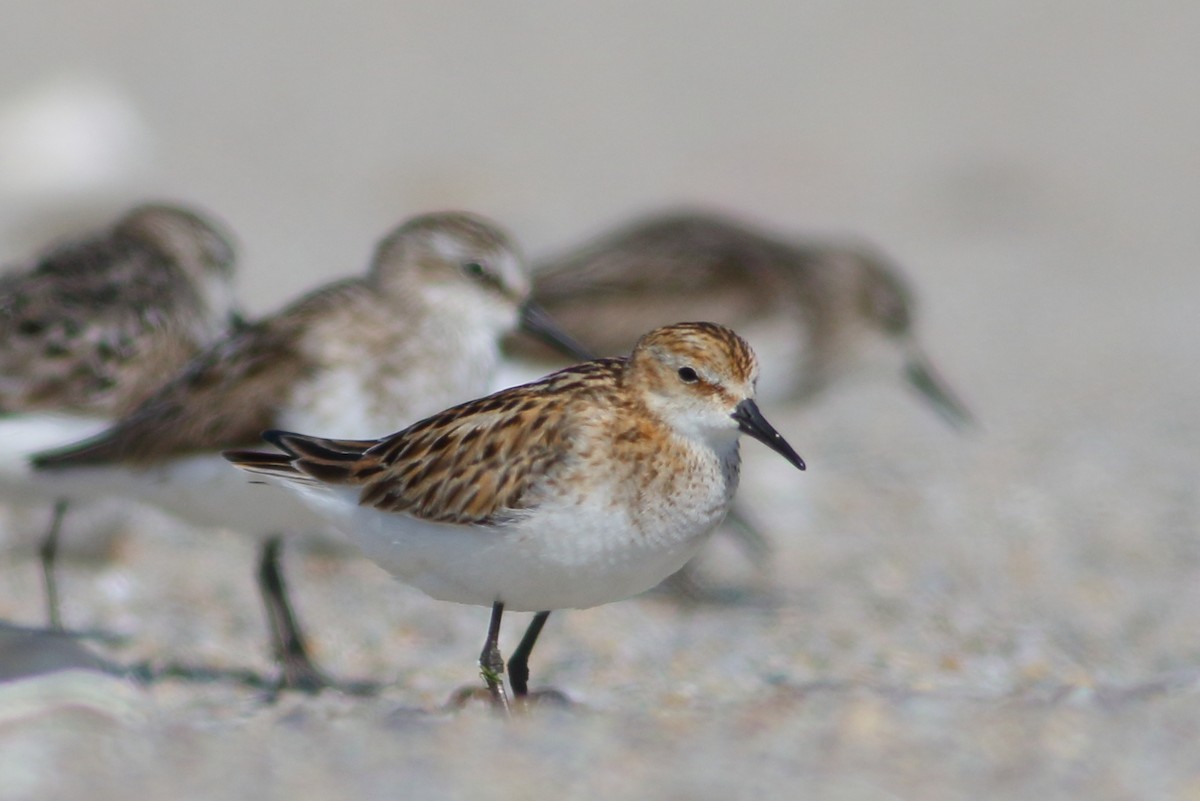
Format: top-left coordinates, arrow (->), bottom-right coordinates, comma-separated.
511,209 -> 970,424
0,203 -> 240,502
0,203 -> 239,419
238,355 -> 745,612
226,322 -> 806,707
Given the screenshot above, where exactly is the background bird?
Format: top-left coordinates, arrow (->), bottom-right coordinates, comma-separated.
509,208 -> 971,425
0,202 -> 241,629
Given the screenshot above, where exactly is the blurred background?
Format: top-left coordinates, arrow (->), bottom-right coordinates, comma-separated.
1,2 -> 1198,798
1,2 -> 1193,431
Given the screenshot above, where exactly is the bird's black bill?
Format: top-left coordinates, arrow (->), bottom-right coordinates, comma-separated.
732,399 -> 806,471
904,353 -> 974,430
519,301 -> 596,362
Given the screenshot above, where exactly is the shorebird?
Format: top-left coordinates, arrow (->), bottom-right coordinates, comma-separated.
514,209 -> 971,425
0,202 -> 241,628
33,211 -> 589,692
225,322 -> 806,712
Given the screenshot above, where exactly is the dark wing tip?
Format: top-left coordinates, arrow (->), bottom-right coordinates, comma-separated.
260,429 -> 297,452
245,430 -> 379,485
222,447 -> 271,464
260,429 -> 376,463
221,448 -> 294,471
221,448 -> 308,483
31,435 -> 117,470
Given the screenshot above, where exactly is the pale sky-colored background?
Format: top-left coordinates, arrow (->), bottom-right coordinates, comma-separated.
1,3 -> 1198,798
1,2 -> 1195,315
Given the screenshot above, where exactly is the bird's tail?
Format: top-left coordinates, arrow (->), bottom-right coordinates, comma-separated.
222,430 -> 378,485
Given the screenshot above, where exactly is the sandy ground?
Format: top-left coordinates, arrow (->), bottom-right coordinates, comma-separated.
2,2 -> 1199,799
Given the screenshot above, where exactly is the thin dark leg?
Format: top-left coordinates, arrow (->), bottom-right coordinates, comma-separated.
507,611 -> 550,698
39,499 -> 69,631
478,601 -> 510,712
257,536 -> 328,694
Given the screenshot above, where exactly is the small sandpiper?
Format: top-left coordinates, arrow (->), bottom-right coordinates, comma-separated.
0,202 -> 241,629
33,211 -> 589,693
225,322 -> 805,712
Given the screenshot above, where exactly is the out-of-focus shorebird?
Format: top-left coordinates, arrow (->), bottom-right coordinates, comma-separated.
512,209 -> 970,424
0,203 -> 241,629
33,211 -> 590,693
502,209 -> 972,597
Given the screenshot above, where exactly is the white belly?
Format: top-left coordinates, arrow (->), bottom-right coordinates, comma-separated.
291,480 -> 728,612
52,454 -> 343,543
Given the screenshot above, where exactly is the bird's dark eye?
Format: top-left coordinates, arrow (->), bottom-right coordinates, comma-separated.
462,261 -> 486,279
677,367 -> 699,383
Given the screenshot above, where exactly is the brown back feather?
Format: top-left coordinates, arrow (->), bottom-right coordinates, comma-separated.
31,280 -> 381,469
33,317 -> 308,467
268,359 -> 625,525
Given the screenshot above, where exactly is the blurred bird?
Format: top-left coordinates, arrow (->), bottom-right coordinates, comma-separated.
513,209 -> 970,424
33,211 -> 589,693
0,202 -> 241,629
502,209 -> 972,596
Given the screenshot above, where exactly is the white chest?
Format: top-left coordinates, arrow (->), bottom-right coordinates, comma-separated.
335,440 -> 741,612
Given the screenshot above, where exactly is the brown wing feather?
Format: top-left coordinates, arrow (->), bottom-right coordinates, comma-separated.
33,318 -> 309,467
261,432 -> 382,484
262,359 -> 625,525
31,279 -> 383,469
219,448 -> 307,481
0,232 -> 227,416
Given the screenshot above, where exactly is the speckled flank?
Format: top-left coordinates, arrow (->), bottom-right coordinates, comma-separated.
0,203 -> 239,417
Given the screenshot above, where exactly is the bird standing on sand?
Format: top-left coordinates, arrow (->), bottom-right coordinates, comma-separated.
0,202 -> 241,629
226,322 -> 805,711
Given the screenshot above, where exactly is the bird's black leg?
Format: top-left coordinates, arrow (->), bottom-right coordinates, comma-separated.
507,611 -> 550,698
257,536 -> 328,694
39,499 -> 69,631
478,601 -> 511,713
